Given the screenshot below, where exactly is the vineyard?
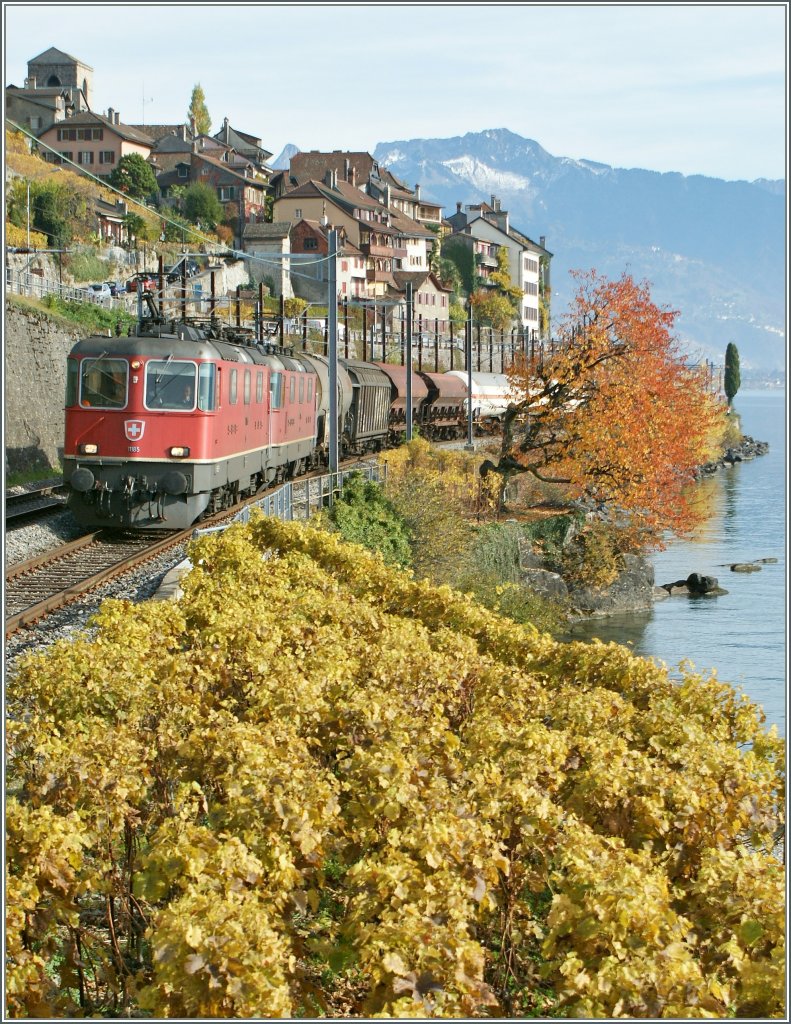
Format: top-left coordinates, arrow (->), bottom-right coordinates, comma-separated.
5,514 -> 785,1018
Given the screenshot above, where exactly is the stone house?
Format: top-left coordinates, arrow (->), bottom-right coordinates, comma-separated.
242,222 -> 293,298
6,46 -> 92,135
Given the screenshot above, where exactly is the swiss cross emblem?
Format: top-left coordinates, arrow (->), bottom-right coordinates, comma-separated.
124,420 -> 145,441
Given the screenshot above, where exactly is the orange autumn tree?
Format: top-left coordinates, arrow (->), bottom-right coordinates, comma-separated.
485,270 -> 723,548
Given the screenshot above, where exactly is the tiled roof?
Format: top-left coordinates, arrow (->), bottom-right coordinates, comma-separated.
37,111 -> 154,146
290,150 -> 378,184
243,221 -> 292,240
29,47 -> 90,68
128,123 -> 191,142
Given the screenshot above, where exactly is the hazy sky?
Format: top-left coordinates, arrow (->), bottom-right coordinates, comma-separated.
3,2 -> 788,182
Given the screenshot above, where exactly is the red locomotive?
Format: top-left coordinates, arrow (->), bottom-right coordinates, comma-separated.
64,316 -> 319,530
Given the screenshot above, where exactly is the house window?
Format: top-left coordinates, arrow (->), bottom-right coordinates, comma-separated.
57,128 -> 77,141
99,151 -> 115,164
178,165 -> 188,178
219,186 -> 236,201
28,116 -> 42,130
78,151 -> 94,165
294,208 -> 302,219
304,237 -> 317,250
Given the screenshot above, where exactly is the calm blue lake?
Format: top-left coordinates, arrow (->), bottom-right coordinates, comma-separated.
564,390 -> 787,736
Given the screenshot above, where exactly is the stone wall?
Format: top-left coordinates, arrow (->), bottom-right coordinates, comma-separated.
4,301 -> 84,473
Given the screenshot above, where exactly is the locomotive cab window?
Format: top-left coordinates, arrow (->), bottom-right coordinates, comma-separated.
229,369 -> 238,405
271,372 -> 283,410
256,371 -> 264,404
144,360 -> 197,410
198,363 -> 216,411
307,378 -> 313,402
244,369 -> 251,405
289,376 -> 296,403
299,376 -> 305,403
80,357 -> 128,408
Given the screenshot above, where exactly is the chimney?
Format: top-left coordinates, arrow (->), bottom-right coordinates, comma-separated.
351,166 -> 356,188
456,201 -> 462,213
107,107 -> 114,123
324,169 -> 333,187
25,76 -> 36,89
385,184 -> 391,208
115,111 -> 120,125
332,169 -> 338,188
180,124 -> 187,141
345,158 -> 351,181
540,235 -> 546,249
415,183 -> 421,200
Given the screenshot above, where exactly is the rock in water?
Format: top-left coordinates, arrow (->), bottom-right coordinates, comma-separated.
686,572 -> 719,594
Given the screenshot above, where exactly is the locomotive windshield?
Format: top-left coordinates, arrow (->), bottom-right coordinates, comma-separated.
145,360 -> 198,410
79,357 -> 128,408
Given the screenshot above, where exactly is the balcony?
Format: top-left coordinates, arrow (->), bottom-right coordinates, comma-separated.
475,252 -> 498,269
361,242 -> 393,258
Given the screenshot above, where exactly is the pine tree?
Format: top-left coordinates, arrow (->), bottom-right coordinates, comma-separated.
187,83 -> 211,136
724,342 -> 741,406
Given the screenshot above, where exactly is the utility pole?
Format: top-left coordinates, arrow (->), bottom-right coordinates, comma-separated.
405,282 -> 413,440
465,301 -> 474,451
328,229 -> 339,477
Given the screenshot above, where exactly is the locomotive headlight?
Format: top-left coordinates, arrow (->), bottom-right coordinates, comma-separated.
79,443 -> 99,454
131,359 -> 142,369
169,446 -> 190,458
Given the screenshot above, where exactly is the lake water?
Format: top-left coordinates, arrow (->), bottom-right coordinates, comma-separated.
563,390 -> 787,736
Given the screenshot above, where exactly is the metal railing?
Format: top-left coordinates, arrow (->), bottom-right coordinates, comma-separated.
5,268 -> 132,310
191,462 -> 387,539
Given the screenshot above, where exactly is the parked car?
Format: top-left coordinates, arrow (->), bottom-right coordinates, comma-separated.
106,280 -> 124,297
126,275 -> 158,293
87,283 -> 112,304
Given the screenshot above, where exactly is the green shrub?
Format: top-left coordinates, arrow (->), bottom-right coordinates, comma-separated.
454,522 -> 568,634
40,294 -> 136,334
322,472 -> 412,567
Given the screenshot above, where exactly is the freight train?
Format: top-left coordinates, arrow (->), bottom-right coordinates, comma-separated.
63,307 -> 517,530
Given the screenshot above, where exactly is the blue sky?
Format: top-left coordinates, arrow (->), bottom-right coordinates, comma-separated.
3,2 -> 788,182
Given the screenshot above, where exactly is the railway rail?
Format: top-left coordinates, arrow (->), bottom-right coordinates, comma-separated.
5,485 -> 68,525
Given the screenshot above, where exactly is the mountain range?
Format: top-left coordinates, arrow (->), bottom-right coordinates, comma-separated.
276,130 -> 786,371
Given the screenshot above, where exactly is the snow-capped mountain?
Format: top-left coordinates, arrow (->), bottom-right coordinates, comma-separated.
373,129 -> 785,370
271,143 -> 300,170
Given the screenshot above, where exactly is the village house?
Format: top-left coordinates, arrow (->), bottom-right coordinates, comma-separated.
272,172 -> 436,297
35,108 -> 153,177
447,196 -> 551,335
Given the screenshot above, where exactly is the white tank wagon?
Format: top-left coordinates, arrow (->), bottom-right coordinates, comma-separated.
446,370 -> 518,426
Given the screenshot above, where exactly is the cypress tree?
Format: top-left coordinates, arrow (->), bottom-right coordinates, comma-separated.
724,342 -> 741,406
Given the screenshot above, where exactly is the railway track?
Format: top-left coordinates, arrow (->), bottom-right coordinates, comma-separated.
5,485 -> 69,525
5,528 -> 187,634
